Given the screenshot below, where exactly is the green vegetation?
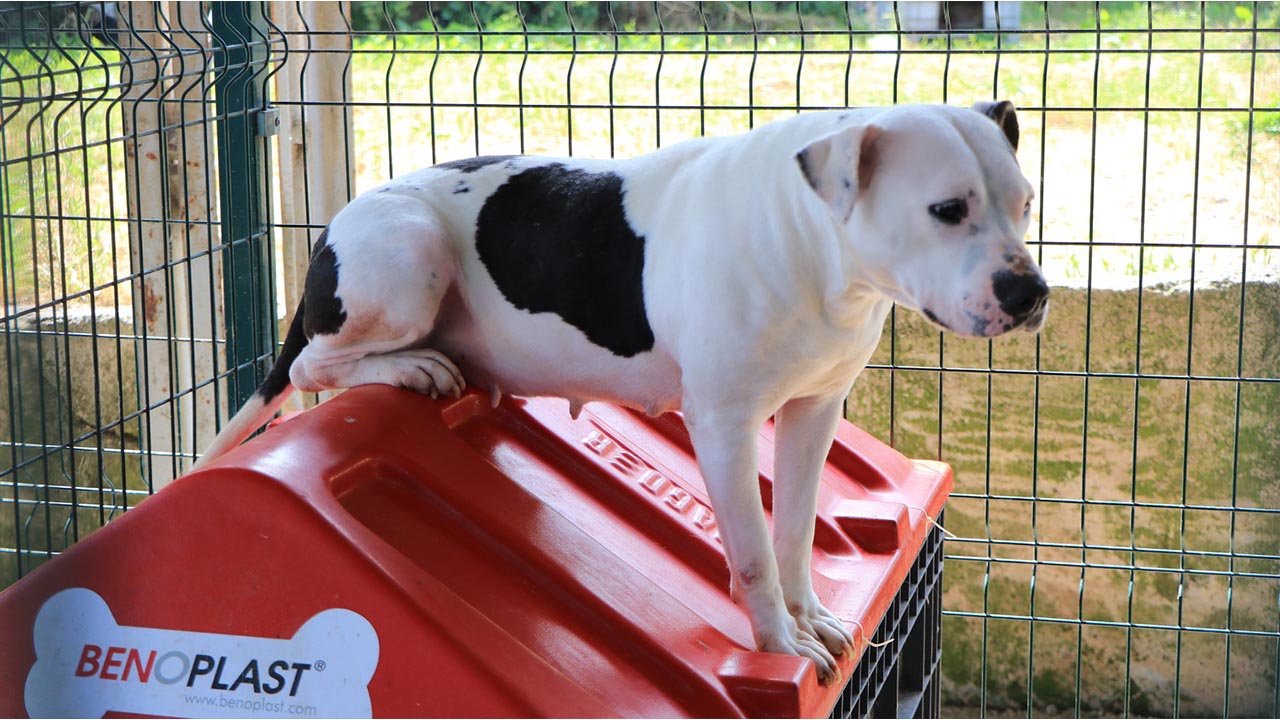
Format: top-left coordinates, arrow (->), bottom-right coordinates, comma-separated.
1,48 -> 130,310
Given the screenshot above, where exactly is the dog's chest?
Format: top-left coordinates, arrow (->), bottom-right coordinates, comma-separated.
772,300 -> 893,400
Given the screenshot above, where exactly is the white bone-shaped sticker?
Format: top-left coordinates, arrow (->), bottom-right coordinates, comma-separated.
25,588 -> 379,719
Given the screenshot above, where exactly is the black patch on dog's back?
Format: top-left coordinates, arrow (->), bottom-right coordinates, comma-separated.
437,155 -> 516,173
303,228 -> 347,337
475,164 -> 655,357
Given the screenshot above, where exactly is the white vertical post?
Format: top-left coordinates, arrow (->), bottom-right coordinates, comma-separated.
300,1 -> 357,223
272,1 -> 354,410
166,1 -> 223,473
272,1 -> 310,323
122,2 -> 179,489
122,2 -> 229,485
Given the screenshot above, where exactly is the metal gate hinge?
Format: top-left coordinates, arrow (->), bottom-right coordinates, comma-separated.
256,108 -> 280,137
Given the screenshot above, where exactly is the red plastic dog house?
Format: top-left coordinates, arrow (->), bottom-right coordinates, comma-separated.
0,386 -> 950,718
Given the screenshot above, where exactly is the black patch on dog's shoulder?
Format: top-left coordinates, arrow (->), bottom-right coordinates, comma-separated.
437,155 -> 516,174
475,164 -> 655,357
303,228 -> 347,337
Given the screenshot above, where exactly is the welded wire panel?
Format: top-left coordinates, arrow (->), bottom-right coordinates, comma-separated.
282,3 -> 1280,716
840,4 -> 1279,718
0,2 -> 278,581
3,2 -> 1278,718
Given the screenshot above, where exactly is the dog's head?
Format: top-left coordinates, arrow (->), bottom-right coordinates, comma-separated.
796,101 -> 1048,337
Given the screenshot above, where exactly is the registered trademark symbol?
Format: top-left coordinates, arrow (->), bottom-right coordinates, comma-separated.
315,660 -> 327,671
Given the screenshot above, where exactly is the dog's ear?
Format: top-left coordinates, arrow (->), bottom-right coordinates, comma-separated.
972,99 -> 1019,151
794,124 -> 884,224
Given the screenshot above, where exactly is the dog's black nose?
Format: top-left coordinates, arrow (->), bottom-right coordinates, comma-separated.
993,270 -> 1049,319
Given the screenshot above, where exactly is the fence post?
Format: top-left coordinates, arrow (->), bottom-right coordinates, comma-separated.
271,1 -> 354,411
166,1 -> 224,472
211,2 -> 275,415
121,2 -> 179,489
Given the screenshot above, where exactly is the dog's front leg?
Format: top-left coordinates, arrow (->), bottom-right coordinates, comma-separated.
683,401 -> 839,683
773,393 -> 856,658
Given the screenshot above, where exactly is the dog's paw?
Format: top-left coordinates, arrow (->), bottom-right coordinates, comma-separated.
757,622 -> 840,685
392,349 -> 465,399
789,597 -> 855,658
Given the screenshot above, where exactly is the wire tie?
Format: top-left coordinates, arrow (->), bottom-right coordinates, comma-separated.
906,504 -> 958,540
846,619 -> 895,649
816,504 -> 951,656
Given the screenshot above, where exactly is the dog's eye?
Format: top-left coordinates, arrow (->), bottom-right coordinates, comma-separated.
1023,200 -> 1032,216
928,199 -> 968,226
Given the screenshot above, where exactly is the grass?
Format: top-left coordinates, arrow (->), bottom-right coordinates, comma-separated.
2,47 -> 132,311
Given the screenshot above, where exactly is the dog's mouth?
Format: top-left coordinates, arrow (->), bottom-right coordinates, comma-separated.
922,308 -> 952,332
920,303 -> 1048,337
1021,300 -> 1049,333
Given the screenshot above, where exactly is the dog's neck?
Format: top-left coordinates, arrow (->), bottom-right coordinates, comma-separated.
769,170 -> 893,333
822,276 -> 895,333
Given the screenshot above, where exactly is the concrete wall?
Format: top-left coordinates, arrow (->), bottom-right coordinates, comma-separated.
1,307 -> 144,584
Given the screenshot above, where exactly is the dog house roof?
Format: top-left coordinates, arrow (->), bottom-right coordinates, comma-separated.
0,385 -> 949,718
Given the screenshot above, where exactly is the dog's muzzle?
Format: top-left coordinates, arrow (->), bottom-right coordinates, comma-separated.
993,269 -> 1050,331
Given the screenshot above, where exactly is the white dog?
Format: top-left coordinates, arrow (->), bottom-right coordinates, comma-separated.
194,100 -> 1047,683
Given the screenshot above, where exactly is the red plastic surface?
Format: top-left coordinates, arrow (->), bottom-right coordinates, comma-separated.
0,386 -> 950,718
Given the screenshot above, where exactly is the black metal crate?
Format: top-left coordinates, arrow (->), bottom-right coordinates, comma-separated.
830,518 -> 944,719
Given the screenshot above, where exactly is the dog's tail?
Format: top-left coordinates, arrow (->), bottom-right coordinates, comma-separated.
190,300 -> 310,472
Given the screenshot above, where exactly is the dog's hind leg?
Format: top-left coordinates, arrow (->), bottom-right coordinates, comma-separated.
289,199 -> 466,401
294,343 -> 464,400
192,202 -> 465,470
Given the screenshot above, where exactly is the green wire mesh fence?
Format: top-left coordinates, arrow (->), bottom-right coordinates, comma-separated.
2,2 -> 1277,716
